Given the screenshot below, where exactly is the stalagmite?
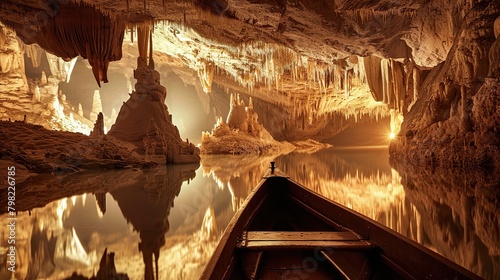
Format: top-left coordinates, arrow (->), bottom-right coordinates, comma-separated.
201,92 -> 295,154
33,86 -> 40,102
77,103 -> 83,117
90,90 -> 103,122
108,27 -> 199,164
90,112 -> 105,137
40,71 -> 47,85
143,119 -> 167,157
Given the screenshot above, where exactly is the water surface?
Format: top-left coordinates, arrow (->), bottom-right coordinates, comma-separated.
1,147 -> 498,279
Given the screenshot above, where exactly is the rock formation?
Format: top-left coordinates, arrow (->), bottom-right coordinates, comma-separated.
0,22 -> 30,118
0,21 -> 94,134
90,90 -> 103,123
0,120 -> 147,174
90,112 -> 104,137
389,2 -> 500,171
201,93 -> 294,154
78,103 -> 84,117
108,28 -> 200,164
4,2 -> 126,86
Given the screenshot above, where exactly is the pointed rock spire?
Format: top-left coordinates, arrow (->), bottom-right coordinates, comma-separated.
90,90 -> 103,122
78,103 -> 84,117
90,112 -> 105,137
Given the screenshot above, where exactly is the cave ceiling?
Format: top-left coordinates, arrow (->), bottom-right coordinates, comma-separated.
0,0 -> 498,143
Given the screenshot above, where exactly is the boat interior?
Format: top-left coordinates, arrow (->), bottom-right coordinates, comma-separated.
225,176 -> 404,280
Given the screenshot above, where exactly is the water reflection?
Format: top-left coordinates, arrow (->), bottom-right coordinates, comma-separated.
201,154 -> 276,211
274,148 -> 416,239
0,148 -> 498,279
0,164 -> 205,280
390,161 -> 500,280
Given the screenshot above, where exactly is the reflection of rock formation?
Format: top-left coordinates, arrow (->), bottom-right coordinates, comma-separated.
111,164 -> 198,280
26,221 -> 57,279
25,219 -> 94,280
94,192 -> 107,215
0,168 -> 144,214
108,27 -> 200,164
63,248 -> 129,280
201,94 -> 294,154
201,154 -> 277,210
391,161 -> 500,279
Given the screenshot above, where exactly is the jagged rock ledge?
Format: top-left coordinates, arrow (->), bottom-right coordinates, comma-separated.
0,120 -> 154,177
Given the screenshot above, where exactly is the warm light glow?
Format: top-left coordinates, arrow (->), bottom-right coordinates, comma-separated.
389,132 -> 395,139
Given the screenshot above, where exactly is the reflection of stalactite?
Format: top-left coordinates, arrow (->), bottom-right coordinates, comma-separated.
94,192 -> 106,215
18,2 -> 125,87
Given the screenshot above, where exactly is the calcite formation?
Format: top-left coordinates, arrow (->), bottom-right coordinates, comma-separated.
389,2 -> 500,171
90,90 -> 103,123
90,112 -> 104,137
0,22 -> 94,134
201,93 -> 294,154
7,2 -> 126,86
108,29 -> 200,164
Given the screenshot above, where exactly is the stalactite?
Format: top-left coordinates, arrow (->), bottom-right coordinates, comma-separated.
137,24 -> 150,61
198,59 -> 215,93
18,2 -> 126,87
24,44 -> 43,68
148,28 -> 154,69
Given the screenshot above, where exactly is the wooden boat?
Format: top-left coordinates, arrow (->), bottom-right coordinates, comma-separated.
200,163 -> 480,280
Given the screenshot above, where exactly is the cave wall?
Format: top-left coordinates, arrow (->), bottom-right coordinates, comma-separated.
389,1 -> 500,171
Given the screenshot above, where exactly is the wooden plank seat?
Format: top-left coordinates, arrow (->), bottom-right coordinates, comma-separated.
237,231 -> 377,250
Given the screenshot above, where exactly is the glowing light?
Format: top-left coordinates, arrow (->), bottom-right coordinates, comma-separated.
389,132 -> 395,139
